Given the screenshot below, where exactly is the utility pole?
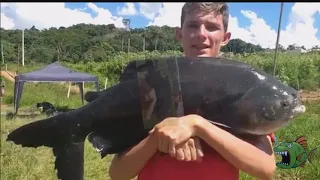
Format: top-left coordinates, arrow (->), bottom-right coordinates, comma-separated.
22,29 -> 25,66
128,33 -> 131,53
121,38 -> 124,52
273,2 -> 284,77
122,19 -> 131,53
17,45 -> 20,65
142,33 -> 146,59
143,34 -> 146,52
1,43 -> 4,64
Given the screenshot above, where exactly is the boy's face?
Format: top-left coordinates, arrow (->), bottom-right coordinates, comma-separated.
175,9 -> 231,58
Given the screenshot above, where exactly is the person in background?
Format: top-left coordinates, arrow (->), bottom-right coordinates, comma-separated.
0,77 -> 5,97
109,2 -> 276,180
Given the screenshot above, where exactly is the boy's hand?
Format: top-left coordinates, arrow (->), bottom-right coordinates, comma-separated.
149,115 -> 203,155
173,137 -> 204,162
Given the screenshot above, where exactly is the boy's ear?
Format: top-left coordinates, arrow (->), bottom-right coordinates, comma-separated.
175,27 -> 182,42
221,32 -> 231,46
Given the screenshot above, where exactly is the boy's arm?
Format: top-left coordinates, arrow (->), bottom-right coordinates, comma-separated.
152,115 -> 276,180
108,135 -> 158,180
109,135 -> 205,180
195,116 -> 276,180
110,63 -> 160,180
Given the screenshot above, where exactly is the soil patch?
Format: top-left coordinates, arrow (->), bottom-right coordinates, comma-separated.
1,71 -> 15,82
300,89 -> 320,101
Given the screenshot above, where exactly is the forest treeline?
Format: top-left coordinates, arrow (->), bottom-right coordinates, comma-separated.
0,23 -> 276,64
1,23 -> 319,91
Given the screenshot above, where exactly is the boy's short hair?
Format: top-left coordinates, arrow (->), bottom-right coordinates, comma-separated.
180,2 -> 229,32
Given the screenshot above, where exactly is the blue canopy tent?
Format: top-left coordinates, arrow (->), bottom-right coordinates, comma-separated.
13,61 -> 100,114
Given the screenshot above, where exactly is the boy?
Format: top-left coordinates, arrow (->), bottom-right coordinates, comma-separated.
109,3 -> 276,180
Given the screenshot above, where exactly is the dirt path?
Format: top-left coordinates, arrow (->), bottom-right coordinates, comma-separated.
1,71 -> 15,82
300,89 -> 320,101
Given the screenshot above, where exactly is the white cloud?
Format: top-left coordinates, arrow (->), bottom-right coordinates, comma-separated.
1,2 -> 319,49
117,3 -> 137,16
0,2 -> 126,30
138,3 -> 163,20
227,10 -> 279,49
227,15 -> 252,42
144,2 -> 320,49
147,3 -> 184,27
280,3 -> 320,49
1,12 -> 14,29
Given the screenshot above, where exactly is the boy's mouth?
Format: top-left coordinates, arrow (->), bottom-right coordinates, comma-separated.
275,150 -> 290,166
192,44 -> 210,49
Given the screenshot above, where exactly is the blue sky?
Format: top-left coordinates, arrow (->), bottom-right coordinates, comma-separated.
1,2 -> 319,49
228,3 -> 294,30
66,2 -> 150,28
66,2 -> 284,29
64,2 -> 319,36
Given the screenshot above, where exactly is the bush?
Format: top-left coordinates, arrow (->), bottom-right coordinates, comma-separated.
235,51 -> 320,90
3,51 -> 319,91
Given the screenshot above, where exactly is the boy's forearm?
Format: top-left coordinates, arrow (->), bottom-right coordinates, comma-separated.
195,117 -> 276,180
109,135 -> 158,180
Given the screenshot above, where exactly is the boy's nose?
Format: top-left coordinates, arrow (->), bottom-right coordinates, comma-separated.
196,25 -> 208,40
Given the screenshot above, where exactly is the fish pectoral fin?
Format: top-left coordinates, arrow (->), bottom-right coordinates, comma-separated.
52,142 -> 85,180
87,131 -> 147,158
295,136 -> 307,150
87,132 -> 113,158
296,152 -> 304,161
300,161 -> 306,167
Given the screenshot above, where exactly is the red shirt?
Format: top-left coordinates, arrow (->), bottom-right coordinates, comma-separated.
138,133 -> 275,180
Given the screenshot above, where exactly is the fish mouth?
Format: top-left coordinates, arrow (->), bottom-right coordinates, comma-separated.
293,105 -> 306,114
275,150 -> 290,166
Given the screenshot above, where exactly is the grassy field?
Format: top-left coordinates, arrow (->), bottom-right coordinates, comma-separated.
1,61 -> 320,180
2,100 -> 320,180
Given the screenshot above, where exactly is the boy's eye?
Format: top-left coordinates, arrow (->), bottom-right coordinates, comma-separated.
206,25 -> 219,32
187,24 -> 198,28
186,23 -> 219,32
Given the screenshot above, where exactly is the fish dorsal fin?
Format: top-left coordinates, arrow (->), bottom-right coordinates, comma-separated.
296,152 -> 304,161
295,136 -> 307,150
300,161 -> 306,167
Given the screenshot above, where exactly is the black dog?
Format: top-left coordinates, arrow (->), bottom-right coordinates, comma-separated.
36,102 -> 58,117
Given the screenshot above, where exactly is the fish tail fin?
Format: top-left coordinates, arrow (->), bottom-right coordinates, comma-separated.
53,142 -> 85,180
6,114 -> 73,148
307,145 -> 320,164
7,114 -> 87,180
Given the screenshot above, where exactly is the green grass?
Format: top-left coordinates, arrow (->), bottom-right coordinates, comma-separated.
1,116 -> 113,180
2,101 -> 319,180
1,61 -> 320,180
240,100 -> 320,180
1,77 -> 91,111
2,51 -> 320,90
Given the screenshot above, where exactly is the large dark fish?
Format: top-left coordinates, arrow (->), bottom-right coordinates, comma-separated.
6,56 -> 306,179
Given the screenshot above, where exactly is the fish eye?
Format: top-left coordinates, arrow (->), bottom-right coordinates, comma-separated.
287,144 -> 292,148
